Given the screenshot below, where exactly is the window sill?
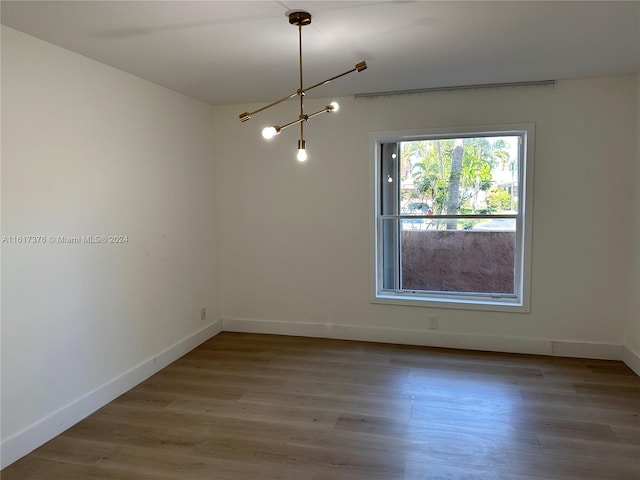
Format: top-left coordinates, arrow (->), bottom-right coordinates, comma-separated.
372,293 -> 530,313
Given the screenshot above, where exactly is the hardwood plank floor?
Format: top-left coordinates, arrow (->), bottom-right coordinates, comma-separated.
3,332 -> 639,479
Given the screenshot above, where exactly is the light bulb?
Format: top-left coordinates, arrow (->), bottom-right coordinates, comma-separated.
329,101 -> 339,112
297,148 -> 308,162
387,175 -> 393,183
262,126 -> 277,140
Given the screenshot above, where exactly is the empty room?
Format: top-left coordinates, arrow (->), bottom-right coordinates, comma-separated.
1,1 -> 639,479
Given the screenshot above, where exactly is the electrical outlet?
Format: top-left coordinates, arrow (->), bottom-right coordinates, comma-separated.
428,314 -> 438,330
200,307 -> 206,321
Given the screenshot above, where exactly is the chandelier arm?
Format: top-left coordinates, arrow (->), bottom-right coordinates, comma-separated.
301,61 -> 368,94
239,60 -> 366,122
279,117 -> 305,131
270,106 -> 329,134
238,90 -> 299,121
306,107 -> 332,120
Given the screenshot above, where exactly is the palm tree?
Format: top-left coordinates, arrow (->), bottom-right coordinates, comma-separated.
406,140 -> 452,218
407,136 -> 513,229
445,139 -> 464,229
460,138 -> 509,214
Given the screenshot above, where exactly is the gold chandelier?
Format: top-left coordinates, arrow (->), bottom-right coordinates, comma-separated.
238,10 -> 367,161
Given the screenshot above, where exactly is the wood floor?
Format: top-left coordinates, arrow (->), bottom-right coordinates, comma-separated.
3,332 -> 640,480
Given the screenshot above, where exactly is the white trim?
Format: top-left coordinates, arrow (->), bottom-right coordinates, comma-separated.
0,321 -> 222,469
223,317 -> 640,374
371,294 -> 525,313
623,344 -> 640,376
550,341 -> 623,361
223,317 -> 550,354
222,316 -> 633,361
369,124 -> 534,312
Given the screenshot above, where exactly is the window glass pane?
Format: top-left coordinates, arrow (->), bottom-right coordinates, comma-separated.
400,218 -> 516,232
399,136 -> 519,217
375,126 -> 532,309
380,143 -> 399,215
399,219 -> 516,295
380,218 -> 399,290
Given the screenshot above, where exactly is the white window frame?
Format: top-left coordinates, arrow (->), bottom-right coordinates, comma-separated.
370,124 -> 534,313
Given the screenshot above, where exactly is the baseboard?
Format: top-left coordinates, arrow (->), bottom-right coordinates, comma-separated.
3,319 -> 634,470
623,344 -> 640,376
222,317 -> 630,363
0,320 -> 222,470
550,340 -> 624,360
222,317 -> 554,355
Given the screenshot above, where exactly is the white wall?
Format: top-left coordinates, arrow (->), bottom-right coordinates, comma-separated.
626,74 -> 640,374
1,27 -> 220,467
216,75 -> 638,360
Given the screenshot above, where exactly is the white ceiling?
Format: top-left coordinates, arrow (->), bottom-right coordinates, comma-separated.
2,1 -> 639,106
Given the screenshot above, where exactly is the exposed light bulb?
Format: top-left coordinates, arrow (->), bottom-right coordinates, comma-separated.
262,126 -> 277,140
329,101 -> 340,112
297,148 -> 308,162
387,175 -> 393,183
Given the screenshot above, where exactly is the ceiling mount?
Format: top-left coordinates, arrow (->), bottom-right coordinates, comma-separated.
288,10 -> 312,27
238,10 -> 368,162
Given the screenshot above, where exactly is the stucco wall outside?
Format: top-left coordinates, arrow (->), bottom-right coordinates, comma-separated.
402,231 -> 515,293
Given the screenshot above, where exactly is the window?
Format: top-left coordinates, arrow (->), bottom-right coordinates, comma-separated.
372,125 -> 534,311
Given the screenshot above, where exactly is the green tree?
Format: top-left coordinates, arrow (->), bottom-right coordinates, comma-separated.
404,136 -> 513,229
460,137 -> 509,214
404,139 -> 453,216
486,187 -> 513,211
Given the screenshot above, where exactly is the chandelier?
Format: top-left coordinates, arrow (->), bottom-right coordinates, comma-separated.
238,10 -> 367,161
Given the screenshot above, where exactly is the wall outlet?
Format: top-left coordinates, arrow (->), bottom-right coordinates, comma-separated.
428,314 -> 438,330
200,307 -> 206,321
